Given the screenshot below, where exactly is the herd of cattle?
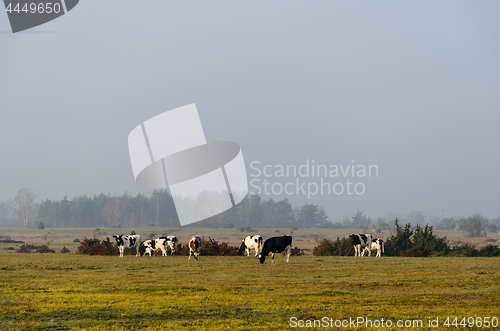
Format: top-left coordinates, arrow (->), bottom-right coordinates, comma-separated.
111,232 -> 384,264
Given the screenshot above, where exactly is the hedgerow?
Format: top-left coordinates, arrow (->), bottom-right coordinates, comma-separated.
313,220 -> 500,257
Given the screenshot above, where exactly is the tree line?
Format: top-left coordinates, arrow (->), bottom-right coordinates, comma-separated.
0,188 -> 330,229
1,188 -> 498,233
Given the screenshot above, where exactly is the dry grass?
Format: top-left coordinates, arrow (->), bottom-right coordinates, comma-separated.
0,254 -> 499,330
0,227 -> 499,330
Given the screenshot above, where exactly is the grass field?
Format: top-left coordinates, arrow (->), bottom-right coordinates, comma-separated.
1,228 -> 499,330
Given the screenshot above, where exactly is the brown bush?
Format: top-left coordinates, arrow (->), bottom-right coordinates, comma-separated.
77,237 -> 119,256
174,237 -> 240,256
17,244 -> 37,253
16,244 -> 54,253
290,246 -> 305,256
201,237 -> 240,256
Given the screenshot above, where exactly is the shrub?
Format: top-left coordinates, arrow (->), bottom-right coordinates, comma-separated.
37,222 -> 45,230
290,246 -> 305,256
17,244 -> 37,253
174,238 -> 240,256
401,246 -> 429,257
73,238 -> 80,243
384,219 -> 413,256
201,237 -> 240,256
77,237 -> 119,256
35,245 -> 55,253
175,243 -> 190,256
16,244 -> 54,253
313,237 -> 354,256
479,244 -> 500,257
60,246 -> 71,253
412,224 -> 450,256
449,243 -> 481,257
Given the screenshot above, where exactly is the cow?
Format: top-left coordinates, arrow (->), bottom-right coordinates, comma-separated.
113,234 -> 141,258
142,236 -> 178,256
188,235 -> 202,260
162,235 -> 178,255
238,235 -> 263,257
362,238 -> 385,257
349,233 -> 372,257
258,235 -> 292,264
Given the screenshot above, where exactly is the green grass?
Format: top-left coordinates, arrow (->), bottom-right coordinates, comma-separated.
1,254 -> 499,330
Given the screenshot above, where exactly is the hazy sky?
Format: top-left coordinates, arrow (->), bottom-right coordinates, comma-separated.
1,1 -> 499,222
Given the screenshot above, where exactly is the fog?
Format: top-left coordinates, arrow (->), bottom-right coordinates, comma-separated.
1,1 -> 499,222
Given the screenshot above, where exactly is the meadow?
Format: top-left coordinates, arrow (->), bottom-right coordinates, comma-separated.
1,228 -> 499,330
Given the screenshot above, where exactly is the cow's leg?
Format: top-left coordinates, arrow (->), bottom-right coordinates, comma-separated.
136,246 -> 140,257
376,249 -> 381,257
367,247 -> 371,257
188,249 -> 192,260
354,246 -> 358,257
161,247 -> 167,257
271,253 -> 275,265
246,248 -> 250,256
286,245 -> 291,263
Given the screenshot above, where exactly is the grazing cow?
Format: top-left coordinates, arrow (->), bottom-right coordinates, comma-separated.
113,234 -> 141,258
349,234 -> 372,257
142,236 -> 177,256
188,236 -> 202,260
258,235 -> 292,264
362,238 -> 385,257
238,235 -> 263,257
162,236 -> 178,255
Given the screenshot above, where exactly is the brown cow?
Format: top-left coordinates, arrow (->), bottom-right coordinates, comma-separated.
188,235 -> 202,260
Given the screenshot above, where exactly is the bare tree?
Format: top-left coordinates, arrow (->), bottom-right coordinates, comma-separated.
14,188 -> 37,228
0,200 -> 17,226
101,198 -> 127,227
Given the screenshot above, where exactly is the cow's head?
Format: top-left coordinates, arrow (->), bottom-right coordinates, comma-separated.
238,240 -> 246,256
258,253 -> 266,264
168,238 -> 177,254
113,235 -> 124,246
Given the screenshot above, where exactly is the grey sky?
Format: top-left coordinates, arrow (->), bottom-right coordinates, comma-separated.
1,1 -> 499,222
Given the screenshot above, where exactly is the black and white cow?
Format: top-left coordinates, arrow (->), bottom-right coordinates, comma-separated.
113,234 -> 141,258
188,235 -> 202,260
258,235 -> 292,264
238,235 -> 263,257
162,236 -> 178,255
143,236 -> 178,256
362,238 -> 384,257
349,234 -> 372,257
